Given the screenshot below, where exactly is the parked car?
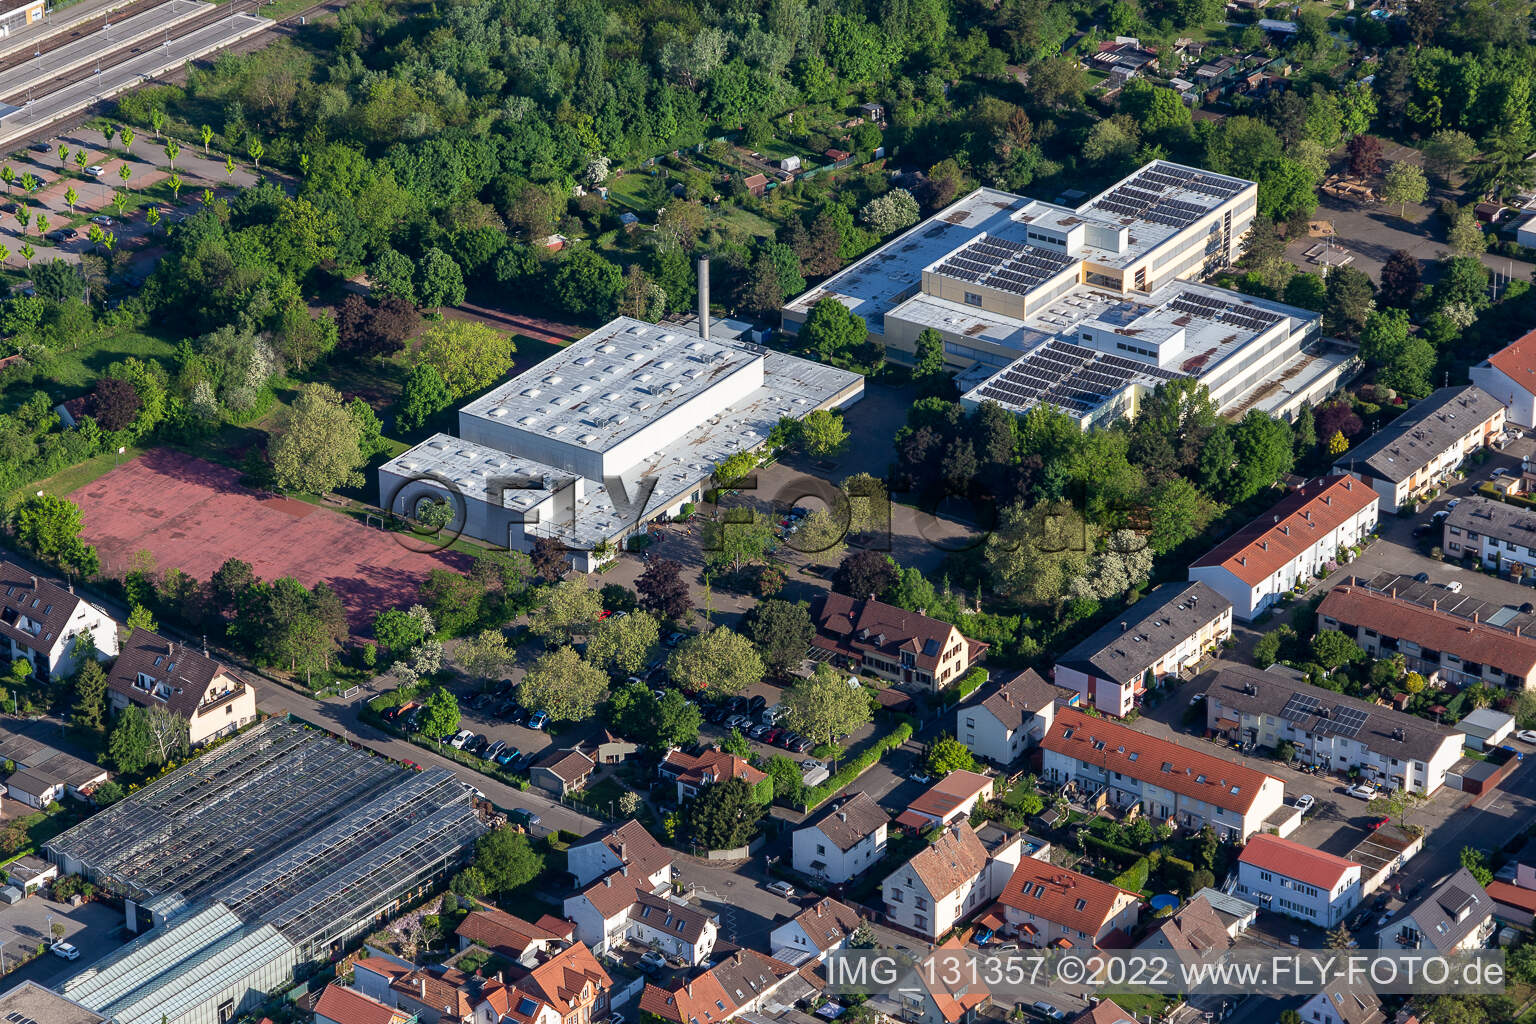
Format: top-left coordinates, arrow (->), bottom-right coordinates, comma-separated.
1445,580 -> 1463,593
774,731 -> 798,749
510,807 -> 541,827
529,710 -> 549,730
639,950 -> 668,972
495,748 -> 520,767
1293,794 -> 1315,815
1369,816 -> 1390,831
1518,730 -> 1536,744
910,771 -> 934,785
1345,783 -> 1378,800
664,632 -> 686,647
748,695 -> 768,714
89,214 -> 112,225
467,735 -> 490,755
725,714 -> 753,730
86,164 -> 105,177
450,730 -> 473,749
766,880 -> 796,898
50,942 -> 80,961
484,739 -> 506,760
748,723 -> 772,740
760,728 -> 781,745
1031,1003 -> 1065,1020
1447,498 -> 1461,510
1493,468 -> 1510,477
788,736 -> 813,753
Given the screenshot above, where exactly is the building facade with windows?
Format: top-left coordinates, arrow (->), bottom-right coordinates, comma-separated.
1336,385 -> 1506,513
0,561 -> 118,683
1041,708 -> 1286,841
1470,328 -> 1536,430
1202,665 -> 1464,795
1235,834 -> 1362,927
994,859 -> 1141,949
957,668 -> 1059,765
1052,581 -> 1232,716
1444,496 -> 1536,581
811,593 -> 988,693
1188,475 -> 1379,621
1317,585 -> 1536,690
791,792 -> 889,885
106,628 -> 256,746
882,822 -> 1025,940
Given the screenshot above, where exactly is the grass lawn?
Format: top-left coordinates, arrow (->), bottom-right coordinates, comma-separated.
607,171 -> 664,214
0,326 -> 177,414
1100,993 -> 1175,1018
12,444 -> 147,505
573,776 -> 635,818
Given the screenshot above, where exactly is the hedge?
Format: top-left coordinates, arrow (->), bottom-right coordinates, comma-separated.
942,667 -> 990,706
798,720 -> 914,810
1113,856 -> 1151,893
1160,853 -> 1196,891
1082,833 -> 1144,869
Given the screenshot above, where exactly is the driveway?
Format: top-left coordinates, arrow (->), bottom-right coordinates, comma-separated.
0,897 -> 122,994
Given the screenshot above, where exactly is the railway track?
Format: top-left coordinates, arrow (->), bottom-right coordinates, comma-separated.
0,0 -> 167,74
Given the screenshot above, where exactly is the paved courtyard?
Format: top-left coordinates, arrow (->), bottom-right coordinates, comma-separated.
0,896 -> 123,993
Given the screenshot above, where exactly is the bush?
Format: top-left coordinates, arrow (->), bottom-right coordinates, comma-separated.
1161,853 -> 1197,891
1082,833 -> 1142,868
1113,856 -> 1151,893
797,720 -> 914,810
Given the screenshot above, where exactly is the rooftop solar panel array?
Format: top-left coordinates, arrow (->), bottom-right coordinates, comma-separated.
1166,290 -> 1284,333
1279,692 -> 1370,738
972,339 -> 1180,416
934,235 -> 1075,295
1087,164 -> 1246,229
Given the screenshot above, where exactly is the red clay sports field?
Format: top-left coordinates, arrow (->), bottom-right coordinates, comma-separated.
72,449 -> 470,632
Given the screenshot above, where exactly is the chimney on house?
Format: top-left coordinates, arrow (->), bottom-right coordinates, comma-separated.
419,978 -> 428,998
697,258 -> 711,341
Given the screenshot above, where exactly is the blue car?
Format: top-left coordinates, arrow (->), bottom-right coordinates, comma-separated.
495,748 -> 520,767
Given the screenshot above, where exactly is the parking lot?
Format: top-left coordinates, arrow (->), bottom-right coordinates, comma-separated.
0,896 -> 123,992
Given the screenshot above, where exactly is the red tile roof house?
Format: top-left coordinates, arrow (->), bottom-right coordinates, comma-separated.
1040,708 -> 1287,842
498,941 -> 614,1024
1318,585 -> 1536,690
994,858 -> 1140,950
313,984 -> 415,1024
106,628 -> 256,746
659,747 -> 768,802
896,937 -> 990,1024
567,820 -> 672,888
811,593 -> 987,693
893,769 -> 994,831
1234,834 -> 1363,928
1472,326 -> 1536,430
1187,475 -> 1379,622
455,905 -> 574,963
640,949 -> 800,1024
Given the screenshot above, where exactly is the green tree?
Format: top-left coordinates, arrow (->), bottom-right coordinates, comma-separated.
8,494 -> 100,578
415,247 -> 466,309
924,734 -> 977,776
71,660 -> 109,732
1461,847 -> 1493,886
519,647 -> 609,720
1381,162 -> 1428,218
417,320 -> 515,399
374,607 -> 431,656
782,664 -> 872,747
1324,266 -> 1375,340
397,363 -> 453,432
107,706 -> 156,773
248,137 -> 264,170
1446,206 -> 1487,257
1146,477 -> 1215,556
800,297 -> 868,364
550,249 -> 623,319
458,629 -> 513,679
685,776 -> 764,850
529,580 -> 604,645
700,510 -> 776,570
268,384 -> 364,494
654,689 -> 703,748
1311,629 -> 1365,671
1422,130 -> 1476,185
126,604 -> 157,633
419,686 -> 460,737
800,409 -> 849,457
667,628 -> 763,696
1326,924 -> 1353,950
744,599 -> 815,677
1367,789 -> 1425,830
587,610 -> 661,676
912,328 -> 947,391
475,825 -> 545,892
63,186 -> 78,214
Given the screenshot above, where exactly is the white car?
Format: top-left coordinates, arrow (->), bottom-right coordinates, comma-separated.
1517,730 -> 1536,744
1031,1002 -> 1066,1020
1447,498 -> 1461,510
449,730 -> 473,749
1346,783 -> 1378,800
85,165 -> 105,177
1445,580 -> 1463,593
1294,794 -> 1316,815
766,880 -> 796,898
50,942 -> 80,960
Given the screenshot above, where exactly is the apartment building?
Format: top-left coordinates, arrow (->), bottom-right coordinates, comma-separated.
957,668 -> 1059,765
1188,475 -> 1379,621
1375,867 -> 1493,954
639,950 -> 800,1024
0,561 -> 118,682
1202,665 -> 1464,795
1337,385 -> 1506,512
1317,584 -> 1536,690
1235,834 -> 1362,927
811,593 -> 987,693
791,791 -> 889,885
106,629 -> 256,746
882,822 -> 1025,940
1471,327 -> 1536,429
1041,707 -> 1286,841
1053,581 -> 1232,716
1444,496 -> 1536,581
995,858 -> 1141,949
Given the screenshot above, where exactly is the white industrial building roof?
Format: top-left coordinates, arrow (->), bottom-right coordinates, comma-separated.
459,318 -> 762,454
380,435 -> 566,511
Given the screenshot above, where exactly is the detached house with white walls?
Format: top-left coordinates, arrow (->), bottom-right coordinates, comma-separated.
1188,475 -> 1378,621
769,897 -> 863,965
0,562 -> 118,683
791,791 -> 889,885
882,821 -> 1025,940
106,628 -> 256,746
1236,834 -> 1362,927
957,668 -> 1059,765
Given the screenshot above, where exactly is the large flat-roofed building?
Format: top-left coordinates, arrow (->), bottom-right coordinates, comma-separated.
1189,475 -> 1379,621
48,719 -> 485,1024
1317,584 -> 1536,690
1202,664 -> 1464,795
1444,495 -> 1536,581
382,314 -> 862,572
1041,707 -> 1285,841
1336,385 -> 1506,512
0,980 -> 107,1024
1052,580 -> 1232,716
781,161 -> 1349,425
